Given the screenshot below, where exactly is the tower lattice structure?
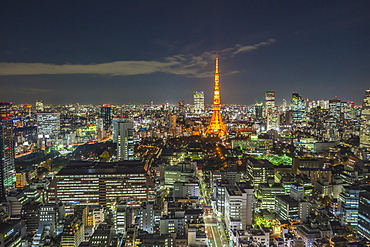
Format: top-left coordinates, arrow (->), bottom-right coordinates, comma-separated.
205,57 -> 227,137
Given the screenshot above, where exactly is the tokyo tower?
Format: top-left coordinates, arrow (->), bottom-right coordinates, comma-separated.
205,57 -> 228,137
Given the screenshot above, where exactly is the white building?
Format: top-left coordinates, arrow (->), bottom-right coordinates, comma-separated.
224,182 -> 254,231
137,203 -> 157,234
114,121 -> 134,160
37,113 -> 60,137
193,91 -> 205,114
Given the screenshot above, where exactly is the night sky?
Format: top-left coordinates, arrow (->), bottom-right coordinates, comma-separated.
1,0 -> 369,105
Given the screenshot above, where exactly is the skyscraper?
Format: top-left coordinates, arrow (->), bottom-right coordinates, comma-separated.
178,101 -> 185,115
291,92 -> 306,123
255,102 -> 263,119
360,90 -> 370,149
116,121 -> 134,160
35,100 -> 44,112
0,117 -> 15,201
99,105 -> 112,131
0,102 -> 12,118
193,91 -> 205,114
205,57 -> 227,137
264,90 -> 275,117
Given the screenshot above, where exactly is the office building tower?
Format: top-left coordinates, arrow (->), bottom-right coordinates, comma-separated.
137,203 -> 156,234
99,105 -> 112,131
193,91 -> 205,114
159,214 -> 185,236
23,104 -> 32,117
267,112 -> 280,131
255,183 -> 285,210
115,199 -> 134,236
39,203 -> 65,234
246,158 -> 275,187
37,113 -> 60,138
35,100 -> 44,112
360,90 -> 370,149
48,161 -> 156,212
61,216 -> 84,247
291,92 -> 306,123
281,99 -> 288,112
21,202 -> 41,235
205,57 -> 227,137
115,121 -> 134,160
0,102 -> 12,118
89,222 -> 115,246
224,182 -> 254,231
358,191 -> 370,240
328,98 -> 343,121
255,102 -> 263,119
339,185 -> 361,229
178,101 -> 185,115
264,90 -> 275,117
173,181 -> 200,198
214,179 -> 233,215
0,117 -> 15,201
275,195 -> 310,222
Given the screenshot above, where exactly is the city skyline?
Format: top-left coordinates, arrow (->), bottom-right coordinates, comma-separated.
1,0 -> 370,105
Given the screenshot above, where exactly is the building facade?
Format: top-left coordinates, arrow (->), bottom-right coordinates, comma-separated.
48,161 -> 156,212
360,90 -> 370,149
291,92 -> 306,123
114,121 -> 134,160
36,112 -> 60,137
0,117 -> 15,201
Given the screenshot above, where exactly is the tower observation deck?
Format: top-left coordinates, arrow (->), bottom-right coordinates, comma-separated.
205,57 -> 227,137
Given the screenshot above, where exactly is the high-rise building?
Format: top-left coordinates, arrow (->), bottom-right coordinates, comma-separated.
291,92 -> 306,123
0,117 -> 15,201
99,105 -> 112,131
193,91 -> 205,114
35,100 -> 44,112
267,112 -> 280,131
339,185 -> 362,229
37,113 -> 60,138
0,102 -> 12,118
60,216 -> 84,247
205,57 -> 227,137
114,121 -> 134,160
358,191 -> 370,240
264,90 -> 275,117
224,182 -> 254,231
255,102 -> 263,119
360,90 -> 370,149
246,158 -> 275,187
178,101 -> 185,115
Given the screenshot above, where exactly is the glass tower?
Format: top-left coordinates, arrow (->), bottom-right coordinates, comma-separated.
291,92 -> 306,123
360,90 -> 370,149
0,117 -> 15,201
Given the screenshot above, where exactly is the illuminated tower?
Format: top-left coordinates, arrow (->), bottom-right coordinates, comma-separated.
205,57 -> 227,137
360,90 -> 370,149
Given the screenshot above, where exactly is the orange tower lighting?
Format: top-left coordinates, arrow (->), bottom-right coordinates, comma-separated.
205,57 -> 228,137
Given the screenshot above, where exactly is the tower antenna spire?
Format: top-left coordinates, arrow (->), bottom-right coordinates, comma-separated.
205,55 -> 227,137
